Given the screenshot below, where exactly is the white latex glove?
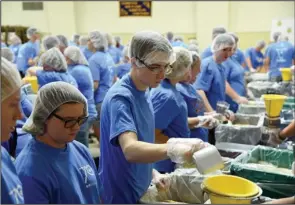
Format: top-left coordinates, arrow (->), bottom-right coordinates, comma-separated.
196,116 -> 219,129
224,109 -> 235,121
167,138 -> 209,164
250,67 -> 256,73
234,96 -> 249,104
152,169 -> 171,191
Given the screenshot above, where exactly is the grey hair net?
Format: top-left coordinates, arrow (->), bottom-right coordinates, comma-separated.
1,57 -> 22,102
165,47 -> 192,79
64,46 -> 89,66
10,35 -> 22,45
256,40 -> 266,48
228,32 -> 239,43
72,34 -> 80,43
211,33 -> 235,53
57,35 -> 69,47
273,32 -> 282,42
278,34 -> 289,42
129,30 -> 175,67
188,44 -> 199,53
189,39 -> 198,46
89,31 -> 108,51
79,36 -> 88,46
27,27 -> 38,39
212,26 -> 227,39
166,32 -> 174,41
114,36 -> 121,44
105,33 -> 114,46
42,47 -> 67,72
22,81 -> 88,136
43,35 -> 60,51
191,51 -> 200,65
174,36 -> 184,42
1,48 -> 15,62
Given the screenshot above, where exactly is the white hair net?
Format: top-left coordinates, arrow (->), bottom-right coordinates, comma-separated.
211,33 -> 235,53
64,46 -> 89,66
105,33 -> 114,46
228,32 -> 239,43
42,47 -> 67,72
256,40 -> 266,48
89,31 -> 108,51
189,39 -> 198,46
188,44 -> 199,53
129,30 -> 175,67
72,34 -> 80,43
79,36 -> 88,46
191,51 -> 200,65
57,35 -> 68,47
278,34 -> 288,42
43,35 -> 60,51
212,26 -> 227,39
10,35 -> 22,45
27,27 -> 38,39
165,47 -> 192,79
174,36 -> 184,42
1,47 -> 15,62
114,36 -> 121,44
122,45 -> 129,58
1,57 -> 22,102
22,81 -> 88,136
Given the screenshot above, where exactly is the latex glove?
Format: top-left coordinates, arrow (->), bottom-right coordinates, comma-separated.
250,67 -> 256,73
152,169 -> 170,191
234,96 -> 249,104
267,128 -> 284,147
224,109 -> 235,121
247,89 -> 255,100
167,138 -> 208,164
196,116 -> 219,129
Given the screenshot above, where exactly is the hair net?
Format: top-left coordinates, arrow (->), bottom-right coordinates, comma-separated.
79,36 -> 88,46
1,47 -> 15,62
228,32 -> 239,43
22,81 -> 88,136
122,45 -> 129,58
273,31 -> 281,42
167,32 -> 174,40
89,31 -> 108,51
114,36 -> 121,44
189,39 -> 198,46
278,34 -> 289,42
105,33 -> 114,46
42,47 -> 67,72
72,34 -> 80,43
1,57 -> 22,102
191,51 -> 200,65
211,33 -> 235,53
129,30 -> 175,67
174,36 -> 184,42
188,44 -> 199,53
10,35 -> 22,45
27,27 -> 38,39
42,35 -> 60,51
256,40 -> 266,48
212,26 -> 227,39
64,46 -> 89,66
56,35 -> 68,47
165,47 -> 192,79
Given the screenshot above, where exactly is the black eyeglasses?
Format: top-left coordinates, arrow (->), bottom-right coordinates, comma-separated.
135,57 -> 172,74
52,113 -> 88,128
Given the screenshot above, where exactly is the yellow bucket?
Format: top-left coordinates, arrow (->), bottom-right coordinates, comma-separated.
203,175 -> 260,198
280,68 -> 292,81
202,184 -> 263,204
262,94 -> 287,118
23,76 -> 39,94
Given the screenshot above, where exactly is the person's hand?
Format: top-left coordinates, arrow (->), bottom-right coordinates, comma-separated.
267,128 -> 284,146
152,169 -> 170,191
27,66 -> 43,77
196,116 -> 219,129
28,58 -> 35,66
224,109 -> 235,121
234,96 -> 249,104
167,138 -> 208,164
250,67 -> 256,73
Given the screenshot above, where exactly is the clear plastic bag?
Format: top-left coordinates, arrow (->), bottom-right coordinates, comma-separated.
237,101 -> 266,115
247,81 -> 282,98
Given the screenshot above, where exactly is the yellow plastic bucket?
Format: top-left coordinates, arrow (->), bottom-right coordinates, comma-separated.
280,68 -> 292,81
23,76 -> 39,94
203,175 -> 260,198
202,184 -> 263,204
262,94 -> 287,118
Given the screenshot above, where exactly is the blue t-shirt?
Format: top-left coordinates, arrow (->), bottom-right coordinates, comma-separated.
267,41 -> 295,78
15,139 -> 101,204
89,51 -> 114,104
223,57 -> 246,112
108,46 -> 121,64
116,62 -> 131,79
9,44 -> 22,63
17,41 -> 38,72
150,79 -> 190,173
176,83 -> 208,142
195,56 -> 226,110
245,48 -> 264,69
82,47 -> 94,60
98,74 -> 154,204
201,46 -> 213,60
232,48 -> 246,66
1,147 -> 24,204
68,64 -> 97,119
36,70 -> 78,89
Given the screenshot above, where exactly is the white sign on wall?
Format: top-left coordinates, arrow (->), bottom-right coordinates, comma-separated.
271,18 -> 294,45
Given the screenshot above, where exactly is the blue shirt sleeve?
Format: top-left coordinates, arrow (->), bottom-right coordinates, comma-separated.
20,90 -> 33,118
244,49 -> 251,59
109,96 -> 137,146
17,48 -> 29,72
89,58 -> 101,82
194,61 -> 214,92
152,94 -> 179,130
